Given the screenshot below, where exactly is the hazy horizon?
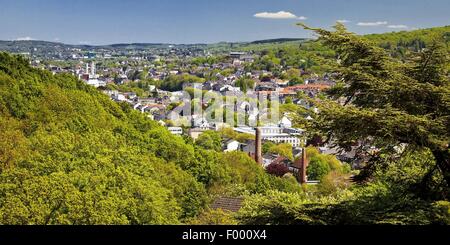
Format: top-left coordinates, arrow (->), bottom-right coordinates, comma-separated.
0,37 -> 310,46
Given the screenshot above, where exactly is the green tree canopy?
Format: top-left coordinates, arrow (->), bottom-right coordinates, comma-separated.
195,130 -> 222,152
297,23 -> 450,190
268,143 -> 293,161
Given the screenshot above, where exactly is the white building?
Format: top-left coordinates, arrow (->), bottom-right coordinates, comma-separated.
233,126 -> 303,147
167,127 -> 183,136
279,116 -> 292,128
223,139 -> 240,152
84,62 -> 106,87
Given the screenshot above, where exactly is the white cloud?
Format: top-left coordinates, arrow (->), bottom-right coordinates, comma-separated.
16,36 -> 34,41
387,24 -> 408,29
79,41 -> 91,45
254,11 -> 307,20
357,21 -> 388,26
337,19 -> 350,23
54,37 -> 60,41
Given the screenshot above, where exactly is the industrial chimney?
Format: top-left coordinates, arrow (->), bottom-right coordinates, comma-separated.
255,127 -> 262,165
295,147 -> 308,184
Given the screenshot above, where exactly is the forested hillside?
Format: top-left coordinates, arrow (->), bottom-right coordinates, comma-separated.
365,25 -> 450,59
366,25 -> 450,47
0,53 -> 298,224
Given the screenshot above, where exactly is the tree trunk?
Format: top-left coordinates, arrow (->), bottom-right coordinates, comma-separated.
432,148 -> 450,188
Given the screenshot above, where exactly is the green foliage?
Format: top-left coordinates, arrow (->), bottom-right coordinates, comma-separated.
195,130 -> 222,152
316,171 -> 352,196
432,201 -> 450,223
307,157 -> 331,180
0,52 -> 208,224
0,116 -> 29,171
237,24 -> 450,226
248,52 -> 281,72
237,136 -> 449,225
284,96 -> 293,104
0,30 -> 397,226
219,152 -> 269,193
269,174 -> 302,194
217,152 -> 302,195
107,79 -> 157,97
219,127 -> 254,143
187,208 -> 238,225
3,24 -> 447,225
306,147 -> 349,181
161,73 -> 205,91
364,25 -> 450,59
242,40 -> 336,75
237,190 -> 319,225
187,148 -> 230,188
0,52 -> 300,224
234,77 -> 255,93
268,143 -> 293,161
282,68 -> 305,85
262,141 -> 276,154
237,182 -> 449,225
299,23 -> 450,188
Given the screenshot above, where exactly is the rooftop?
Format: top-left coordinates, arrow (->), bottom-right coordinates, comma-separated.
210,197 -> 244,213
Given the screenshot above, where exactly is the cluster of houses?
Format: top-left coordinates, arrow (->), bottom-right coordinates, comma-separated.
92,52 -> 342,179
37,48 -> 360,184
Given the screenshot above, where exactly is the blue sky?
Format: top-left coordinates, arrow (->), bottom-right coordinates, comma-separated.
0,0 -> 449,45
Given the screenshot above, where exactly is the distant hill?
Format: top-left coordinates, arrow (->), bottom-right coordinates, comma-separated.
0,40 -> 69,52
250,38 -> 308,44
364,25 -> 450,59
0,38 -> 308,54
205,38 -> 309,53
0,40 -> 205,54
231,25 -> 450,56
0,25 -> 448,56
365,25 -> 450,44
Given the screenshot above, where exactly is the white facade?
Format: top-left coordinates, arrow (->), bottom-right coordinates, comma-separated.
224,140 -> 240,152
233,126 -> 303,147
263,134 -> 301,147
86,79 -> 106,88
279,116 -> 292,128
167,127 -> 183,135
